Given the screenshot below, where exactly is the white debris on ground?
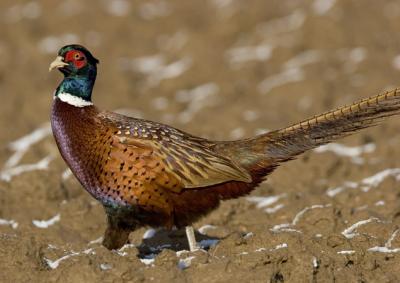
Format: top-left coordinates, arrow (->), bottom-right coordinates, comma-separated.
312,257 -> 319,269
220,13 -> 311,92
314,143 -> 376,164
178,256 -> 195,270
151,97 -> 169,111
157,31 -> 188,52
120,54 -> 192,87
258,49 -> 323,94
139,1 -> 171,20
4,123 -> 51,169
198,225 -> 217,235
38,34 -> 80,54
100,263 -> 113,271
175,83 -> 219,124
44,248 -> 94,269
265,204 -> 285,214
0,123 -> 54,182
32,214 -> 61,229
1,156 -> 54,182
256,9 -> 306,37
360,168 -> 400,191
368,229 -> 400,253
61,168 -> 73,180
226,9 -> 307,69
258,68 -> 305,94
104,0 -> 131,17
242,110 -> 259,122
292,204 -> 331,225
392,54 -> 400,71
368,246 -> 400,253
255,243 -> 288,253
247,194 -> 286,214
140,254 -> 156,265
226,44 -> 273,65
337,250 -> 356,255
273,243 -> 288,250
312,0 -> 337,15
4,2 -> 42,23
336,47 -> 367,74
270,204 -> 331,233
0,218 -> 18,229
229,127 -> 245,140
116,244 -> 136,257
341,218 -> 381,239
246,194 -> 286,209
243,232 -> 254,239
270,223 -> 301,234
142,228 -> 157,239
209,0 -> 238,18
88,237 -> 103,245
283,50 -> 322,70
326,181 -> 358,197
327,168 -> 400,197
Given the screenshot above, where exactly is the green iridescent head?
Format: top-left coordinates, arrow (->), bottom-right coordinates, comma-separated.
50,44 -> 99,102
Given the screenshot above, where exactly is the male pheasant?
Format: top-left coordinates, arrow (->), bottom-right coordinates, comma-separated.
50,44 -> 400,251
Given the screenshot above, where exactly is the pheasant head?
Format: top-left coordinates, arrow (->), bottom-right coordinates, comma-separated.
49,44 -> 99,106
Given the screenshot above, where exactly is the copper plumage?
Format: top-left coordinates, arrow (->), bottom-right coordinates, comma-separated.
50,45 -> 400,250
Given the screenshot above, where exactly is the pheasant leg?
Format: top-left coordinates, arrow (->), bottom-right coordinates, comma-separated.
103,223 -> 131,250
185,226 -> 199,251
102,207 -> 136,250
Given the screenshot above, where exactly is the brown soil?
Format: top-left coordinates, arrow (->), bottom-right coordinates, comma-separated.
1,0 -> 400,282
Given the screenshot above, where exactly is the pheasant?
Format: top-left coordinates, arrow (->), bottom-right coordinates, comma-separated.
50,44 -> 400,251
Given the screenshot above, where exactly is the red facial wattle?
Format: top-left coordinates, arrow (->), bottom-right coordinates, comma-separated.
64,50 -> 87,69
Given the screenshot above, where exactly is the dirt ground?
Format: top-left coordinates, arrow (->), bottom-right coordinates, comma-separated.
1,0 -> 400,282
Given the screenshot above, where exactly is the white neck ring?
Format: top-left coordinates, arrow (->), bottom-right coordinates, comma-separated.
56,92 -> 93,107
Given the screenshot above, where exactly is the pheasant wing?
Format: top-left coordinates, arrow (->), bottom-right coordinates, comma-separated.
100,112 -> 251,192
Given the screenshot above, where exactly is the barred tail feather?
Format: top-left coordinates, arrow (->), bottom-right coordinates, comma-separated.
261,88 -> 400,162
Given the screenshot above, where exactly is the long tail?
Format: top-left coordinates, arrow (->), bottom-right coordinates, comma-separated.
217,88 -> 400,174
258,88 -> 400,163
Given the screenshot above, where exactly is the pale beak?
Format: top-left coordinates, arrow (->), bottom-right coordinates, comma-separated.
49,56 -> 69,72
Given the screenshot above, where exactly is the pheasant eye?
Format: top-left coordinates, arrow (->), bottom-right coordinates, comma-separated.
74,53 -> 82,60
